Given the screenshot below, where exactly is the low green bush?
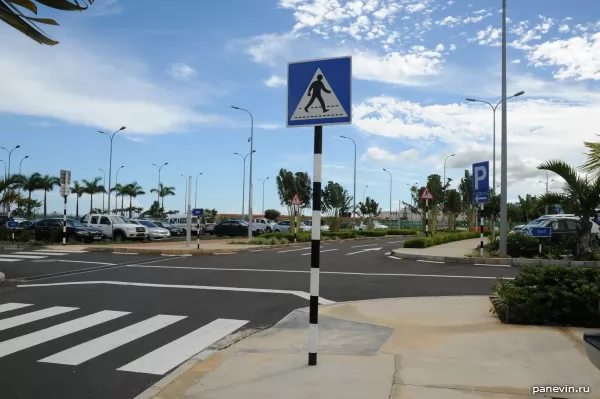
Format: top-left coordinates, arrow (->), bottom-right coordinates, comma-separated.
387,229 -> 418,236
492,265 -> 600,327
259,232 -> 311,242
248,237 -> 290,245
355,230 -> 387,237
0,228 -> 35,243
403,231 -> 480,248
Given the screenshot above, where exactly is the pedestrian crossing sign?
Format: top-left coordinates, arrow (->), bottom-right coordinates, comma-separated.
420,187 -> 434,201
287,56 -> 352,128
291,194 -> 301,206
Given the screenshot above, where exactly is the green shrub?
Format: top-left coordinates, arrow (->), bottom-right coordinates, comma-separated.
248,237 -> 290,245
260,232 -> 312,242
0,228 -> 35,243
387,229 -> 418,236
492,265 -> 600,327
506,232 -> 539,258
403,231 -> 479,248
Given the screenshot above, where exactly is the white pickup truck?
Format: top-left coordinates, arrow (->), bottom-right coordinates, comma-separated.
80,214 -> 147,241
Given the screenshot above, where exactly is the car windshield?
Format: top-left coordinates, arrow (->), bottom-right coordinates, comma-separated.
109,216 -> 126,224
238,221 -> 249,226
525,219 -> 545,227
139,220 -> 157,228
65,219 -> 87,228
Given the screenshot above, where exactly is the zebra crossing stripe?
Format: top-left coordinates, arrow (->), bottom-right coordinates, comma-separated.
0,310 -> 129,359
0,303 -> 32,313
33,249 -> 88,253
117,318 -> 249,375
0,254 -> 45,259
14,251 -> 69,256
0,259 -> 19,262
39,314 -> 187,366
0,306 -> 78,331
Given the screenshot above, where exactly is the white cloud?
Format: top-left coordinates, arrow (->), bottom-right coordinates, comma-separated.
0,26 -> 225,135
256,123 -> 281,130
361,147 -> 419,163
559,24 -> 570,33
511,59 -> 521,64
243,31 -> 301,67
406,3 -> 426,13
352,49 -> 443,85
264,75 -> 286,88
168,63 -> 196,80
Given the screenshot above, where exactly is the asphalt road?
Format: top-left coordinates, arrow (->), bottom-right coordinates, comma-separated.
0,237 -> 517,399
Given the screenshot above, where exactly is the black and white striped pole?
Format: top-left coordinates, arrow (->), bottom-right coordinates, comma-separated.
425,199 -> 429,237
308,125 -> 323,366
480,203 -> 484,256
59,170 -> 71,246
62,195 -> 67,245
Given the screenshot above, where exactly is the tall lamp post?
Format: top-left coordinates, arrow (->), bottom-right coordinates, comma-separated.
1,145 -> 20,177
152,162 -> 168,203
181,174 -> 188,212
99,127 -> 126,214
383,169 -> 393,227
0,160 -> 5,178
443,154 -> 455,226
195,172 -> 203,209
258,177 -> 269,215
362,185 -> 368,201
340,135 -> 357,228
231,106 -> 255,238
115,165 -> 124,211
234,150 -> 255,220
99,168 -> 106,212
539,171 -> 554,215
18,155 -> 29,175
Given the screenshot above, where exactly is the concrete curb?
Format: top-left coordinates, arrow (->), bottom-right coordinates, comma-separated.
389,250 -> 600,267
0,271 -> 5,284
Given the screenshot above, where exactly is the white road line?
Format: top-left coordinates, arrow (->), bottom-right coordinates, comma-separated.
474,263 -> 511,267
277,247 -> 310,253
350,243 -> 379,248
249,249 -> 263,252
113,252 -> 139,255
386,240 -> 405,244
387,256 -> 402,260
16,281 -> 337,304
417,259 -> 445,264
0,306 -> 78,331
58,260 -> 116,265
301,248 -> 338,256
213,253 -> 234,255
34,249 -> 88,253
0,303 -> 32,313
39,314 -> 186,366
13,252 -> 68,256
127,265 -> 510,280
161,254 -> 179,257
0,310 -> 129,359
0,258 -> 19,262
117,318 -> 249,375
0,254 -> 45,259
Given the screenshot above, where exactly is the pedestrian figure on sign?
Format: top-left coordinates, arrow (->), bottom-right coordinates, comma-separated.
304,74 -> 331,113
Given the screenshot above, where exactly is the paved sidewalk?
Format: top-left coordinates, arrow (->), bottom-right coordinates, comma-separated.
393,237 -> 481,257
136,296 -> 600,399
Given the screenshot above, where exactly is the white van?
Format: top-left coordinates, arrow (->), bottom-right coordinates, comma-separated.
162,214 -> 200,234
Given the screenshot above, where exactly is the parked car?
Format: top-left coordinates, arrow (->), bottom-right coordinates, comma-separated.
272,220 -> 311,233
153,221 -> 185,236
162,214 -> 200,234
520,217 -> 597,246
35,218 -> 104,243
302,220 -> 329,231
203,218 -> 216,235
81,213 -> 147,241
354,221 -> 388,230
213,220 -> 262,237
129,219 -> 171,240
253,218 -> 277,233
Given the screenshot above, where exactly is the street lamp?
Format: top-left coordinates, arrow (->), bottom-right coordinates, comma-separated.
362,185 -> 368,202
466,90 -> 524,193
258,177 -> 270,215
181,174 -> 188,212
99,126 -> 126,214
152,162 -> 168,204
0,160 -> 5,178
539,171 -> 554,215
99,168 -> 106,212
340,135 -> 357,228
195,172 -> 203,209
383,169 -> 392,227
231,106 -> 255,238
1,144 -> 20,177
234,150 -> 255,220
115,165 -> 124,211
19,155 -> 29,175
443,154 -> 455,188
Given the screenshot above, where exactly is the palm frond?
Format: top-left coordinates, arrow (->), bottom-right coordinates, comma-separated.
580,139 -> 600,180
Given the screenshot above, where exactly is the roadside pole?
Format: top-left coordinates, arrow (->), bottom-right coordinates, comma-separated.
63,195 -> 67,245
186,176 -> 192,247
59,170 -> 71,246
480,203 -> 484,256
291,194 -> 301,243
472,161 -> 490,255
420,187 -> 434,237
197,218 -> 201,250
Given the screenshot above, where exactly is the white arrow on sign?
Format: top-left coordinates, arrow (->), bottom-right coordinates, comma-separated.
475,194 -> 487,202
346,247 -> 382,256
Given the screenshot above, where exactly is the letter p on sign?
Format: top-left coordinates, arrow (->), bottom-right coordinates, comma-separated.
472,161 -> 490,193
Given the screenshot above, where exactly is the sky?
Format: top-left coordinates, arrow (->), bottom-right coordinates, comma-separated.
2,0 -> 600,216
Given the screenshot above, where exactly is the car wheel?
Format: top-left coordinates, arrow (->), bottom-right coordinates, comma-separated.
274,229 -> 280,232
266,227 -> 272,233
114,232 -> 125,242
67,235 -> 78,244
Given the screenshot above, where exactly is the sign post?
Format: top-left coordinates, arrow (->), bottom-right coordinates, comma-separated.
472,162 -> 490,256
192,208 -> 204,249
420,187 -> 434,237
530,227 -> 551,254
291,194 -> 301,243
287,55 -> 352,366
59,170 -> 71,246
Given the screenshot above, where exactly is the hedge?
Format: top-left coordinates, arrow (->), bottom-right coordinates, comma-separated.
259,229 -> 390,242
492,265 -> 600,327
0,228 -> 35,243
495,232 -> 578,259
403,231 -> 480,248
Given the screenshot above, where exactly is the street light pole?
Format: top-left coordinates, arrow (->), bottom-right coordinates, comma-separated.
99,168 -> 106,212
539,171 -> 554,215
499,0 -> 509,257
231,106 -> 255,238
99,127 -> 126,214
234,151 -> 255,220
18,155 -> 29,175
0,160 -> 5,179
1,145 -> 20,177
443,154 -> 455,189
152,162 -> 168,204
195,172 -> 203,209
181,174 -> 188,212
115,166 -> 124,211
340,135 -> 357,229
383,169 -> 392,227
258,177 -> 269,215
362,185 -> 368,202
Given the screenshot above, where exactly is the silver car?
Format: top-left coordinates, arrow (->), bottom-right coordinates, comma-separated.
129,219 -> 171,240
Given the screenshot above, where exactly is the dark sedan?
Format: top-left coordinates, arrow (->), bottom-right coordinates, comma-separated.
213,220 -> 262,237
153,221 -> 185,236
35,218 -> 104,243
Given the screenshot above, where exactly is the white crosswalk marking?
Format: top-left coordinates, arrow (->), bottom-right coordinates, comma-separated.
0,258 -> 19,262
0,303 -> 32,313
0,306 -> 78,331
117,318 -> 249,375
39,314 -> 186,365
33,249 -> 88,253
0,310 -> 129,359
0,254 -> 45,259
14,251 -> 69,256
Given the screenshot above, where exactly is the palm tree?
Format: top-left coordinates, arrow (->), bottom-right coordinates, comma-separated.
111,183 -> 127,215
537,160 -> 600,258
580,137 -> 600,180
82,177 -> 106,214
21,172 -> 42,216
0,0 -> 94,45
123,182 -> 145,218
71,180 -> 85,218
150,183 -> 175,209
38,174 -> 59,218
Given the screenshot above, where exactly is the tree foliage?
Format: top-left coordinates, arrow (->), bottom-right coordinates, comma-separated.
275,168 -> 312,234
0,0 -> 94,45
321,181 -> 352,231
264,209 -> 280,221
445,189 -> 461,230
458,169 -> 477,230
358,196 -> 381,229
